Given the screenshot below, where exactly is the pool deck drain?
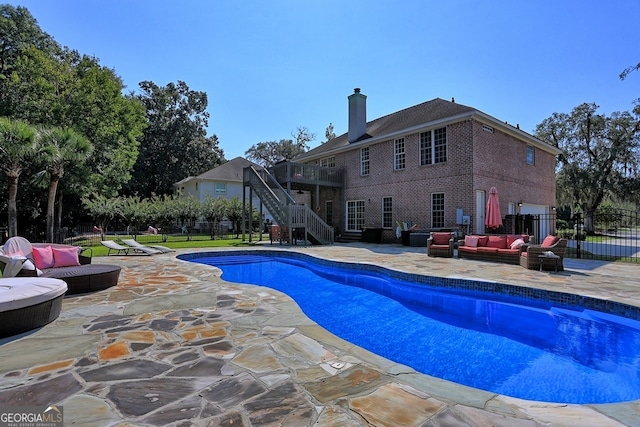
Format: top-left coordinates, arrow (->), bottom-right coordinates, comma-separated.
0,243 -> 639,426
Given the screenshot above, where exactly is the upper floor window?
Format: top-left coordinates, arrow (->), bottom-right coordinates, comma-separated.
394,138 -> 405,170
420,127 -> 447,165
382,196 -> 393,228
526,145 -> 535,165
360,147 -> 370,176
215,183 -> 226,194
320,156 -> 335,168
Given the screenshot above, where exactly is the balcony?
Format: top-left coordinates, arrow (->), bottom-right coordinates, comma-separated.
269,161 -> 344,189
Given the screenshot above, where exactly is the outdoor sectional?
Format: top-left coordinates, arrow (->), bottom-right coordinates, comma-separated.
1,240 -> 121,295
457,234 -> 533,265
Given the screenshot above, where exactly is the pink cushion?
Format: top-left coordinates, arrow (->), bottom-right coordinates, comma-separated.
541,235 -> 560,248
487,235 -> 507,249
52,246 -> 80,267
32,245 -> 54,269
432,233 -> 451,245
476,247 -> 499,253
464,236 -> 479,247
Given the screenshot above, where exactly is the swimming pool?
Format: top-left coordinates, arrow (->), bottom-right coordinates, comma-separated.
180,251 -> 640,404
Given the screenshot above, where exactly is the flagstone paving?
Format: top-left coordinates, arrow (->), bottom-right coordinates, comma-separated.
1,243 -> 640,426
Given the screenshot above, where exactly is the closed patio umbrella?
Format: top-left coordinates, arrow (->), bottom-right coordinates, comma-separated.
485,186 -> 503,231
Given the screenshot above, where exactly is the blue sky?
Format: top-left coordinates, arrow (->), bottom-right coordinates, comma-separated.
8,0 -> 640,160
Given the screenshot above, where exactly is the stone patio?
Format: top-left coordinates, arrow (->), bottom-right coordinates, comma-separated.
0,243 -> 639,426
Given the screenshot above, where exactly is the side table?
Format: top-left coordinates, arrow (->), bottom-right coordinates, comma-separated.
538,254 -> 560,272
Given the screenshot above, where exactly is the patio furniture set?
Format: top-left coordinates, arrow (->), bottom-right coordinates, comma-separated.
0,237 -> 122,338
427,231 -> 568,272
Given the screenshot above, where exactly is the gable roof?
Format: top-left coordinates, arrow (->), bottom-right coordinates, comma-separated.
174,156 -> 262,186
295,97 -> 559,161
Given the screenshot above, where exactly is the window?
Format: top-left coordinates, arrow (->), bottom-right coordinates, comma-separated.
526,145 -> 535,165
382,197 -> 393,228
434,128 -> 447,164
432,193 -> 445,228
215,183 -> 226,194
394,138 -> 405,170
420,127 -> 447,165
360,147 -> 370,176
325,200 -> 333,226
320,156 -> 335,168
347,200 -> 365,231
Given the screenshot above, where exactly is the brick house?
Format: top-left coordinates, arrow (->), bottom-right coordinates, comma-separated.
292,89 -> 561,243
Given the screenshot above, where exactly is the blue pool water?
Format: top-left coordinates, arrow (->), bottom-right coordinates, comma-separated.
185,253 -> 640,404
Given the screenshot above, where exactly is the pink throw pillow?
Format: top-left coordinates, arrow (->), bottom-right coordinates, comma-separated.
541,235 -> 560,248
52,246 -> 80,267
32,246 -> 55,269
510,238 -> 525,249
464,235 -> 479,247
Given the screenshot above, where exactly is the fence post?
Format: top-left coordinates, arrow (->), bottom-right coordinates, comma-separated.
574,212 -> 582,259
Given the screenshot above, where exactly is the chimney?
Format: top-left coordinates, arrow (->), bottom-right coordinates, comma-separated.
348,88 -> 367,143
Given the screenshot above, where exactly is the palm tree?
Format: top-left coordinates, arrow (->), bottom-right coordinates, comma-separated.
0,117 -> 37,237
37,127 -> 92,242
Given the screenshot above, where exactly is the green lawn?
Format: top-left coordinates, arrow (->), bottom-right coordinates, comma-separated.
85,233 -> 269,257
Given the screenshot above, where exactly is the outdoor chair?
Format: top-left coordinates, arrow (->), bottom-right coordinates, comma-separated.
101,240 -> 130,256
427,232 -> 455,257
120,239 -> 162,255
519,236 -> 568,271
122,239 -> 174,253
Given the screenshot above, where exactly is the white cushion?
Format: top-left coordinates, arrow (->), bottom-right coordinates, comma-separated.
510,238 -> 525,249
0,278 -> 67,311
0,254 -> 27,278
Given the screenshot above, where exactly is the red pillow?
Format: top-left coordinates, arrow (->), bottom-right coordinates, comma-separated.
432,233 -> 451,245
32,245 -> 55,269
52,246 -> 80,267
487,235 -> 508,249
476,236 -> 489,247
541,235 -> 560,247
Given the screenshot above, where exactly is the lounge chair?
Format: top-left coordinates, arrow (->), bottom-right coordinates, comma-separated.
122,239 -> 174,253
519,236 -> 568,271
101,240 -> 130,256
120,240 -> 162,255
427,232 -> 455,257
0,237 -> 120,295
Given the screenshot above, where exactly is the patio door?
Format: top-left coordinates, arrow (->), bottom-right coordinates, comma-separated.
475,190 -> 485,234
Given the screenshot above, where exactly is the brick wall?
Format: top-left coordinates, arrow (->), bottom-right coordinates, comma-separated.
316,119 -> 556,243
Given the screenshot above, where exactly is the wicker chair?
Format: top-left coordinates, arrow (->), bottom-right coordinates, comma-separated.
519,237 -> 568,271
427,232 -> 455,257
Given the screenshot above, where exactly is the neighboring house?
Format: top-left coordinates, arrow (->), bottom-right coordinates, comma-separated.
174,157 -> 272,226
291,88 -> 562,242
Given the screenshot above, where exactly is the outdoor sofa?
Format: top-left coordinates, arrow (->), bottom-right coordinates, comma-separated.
1,238 -> 121,295
457,234 -> 533,265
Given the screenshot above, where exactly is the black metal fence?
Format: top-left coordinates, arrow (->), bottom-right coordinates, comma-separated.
513,209 -> 640,263
15,222 -> 235,247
